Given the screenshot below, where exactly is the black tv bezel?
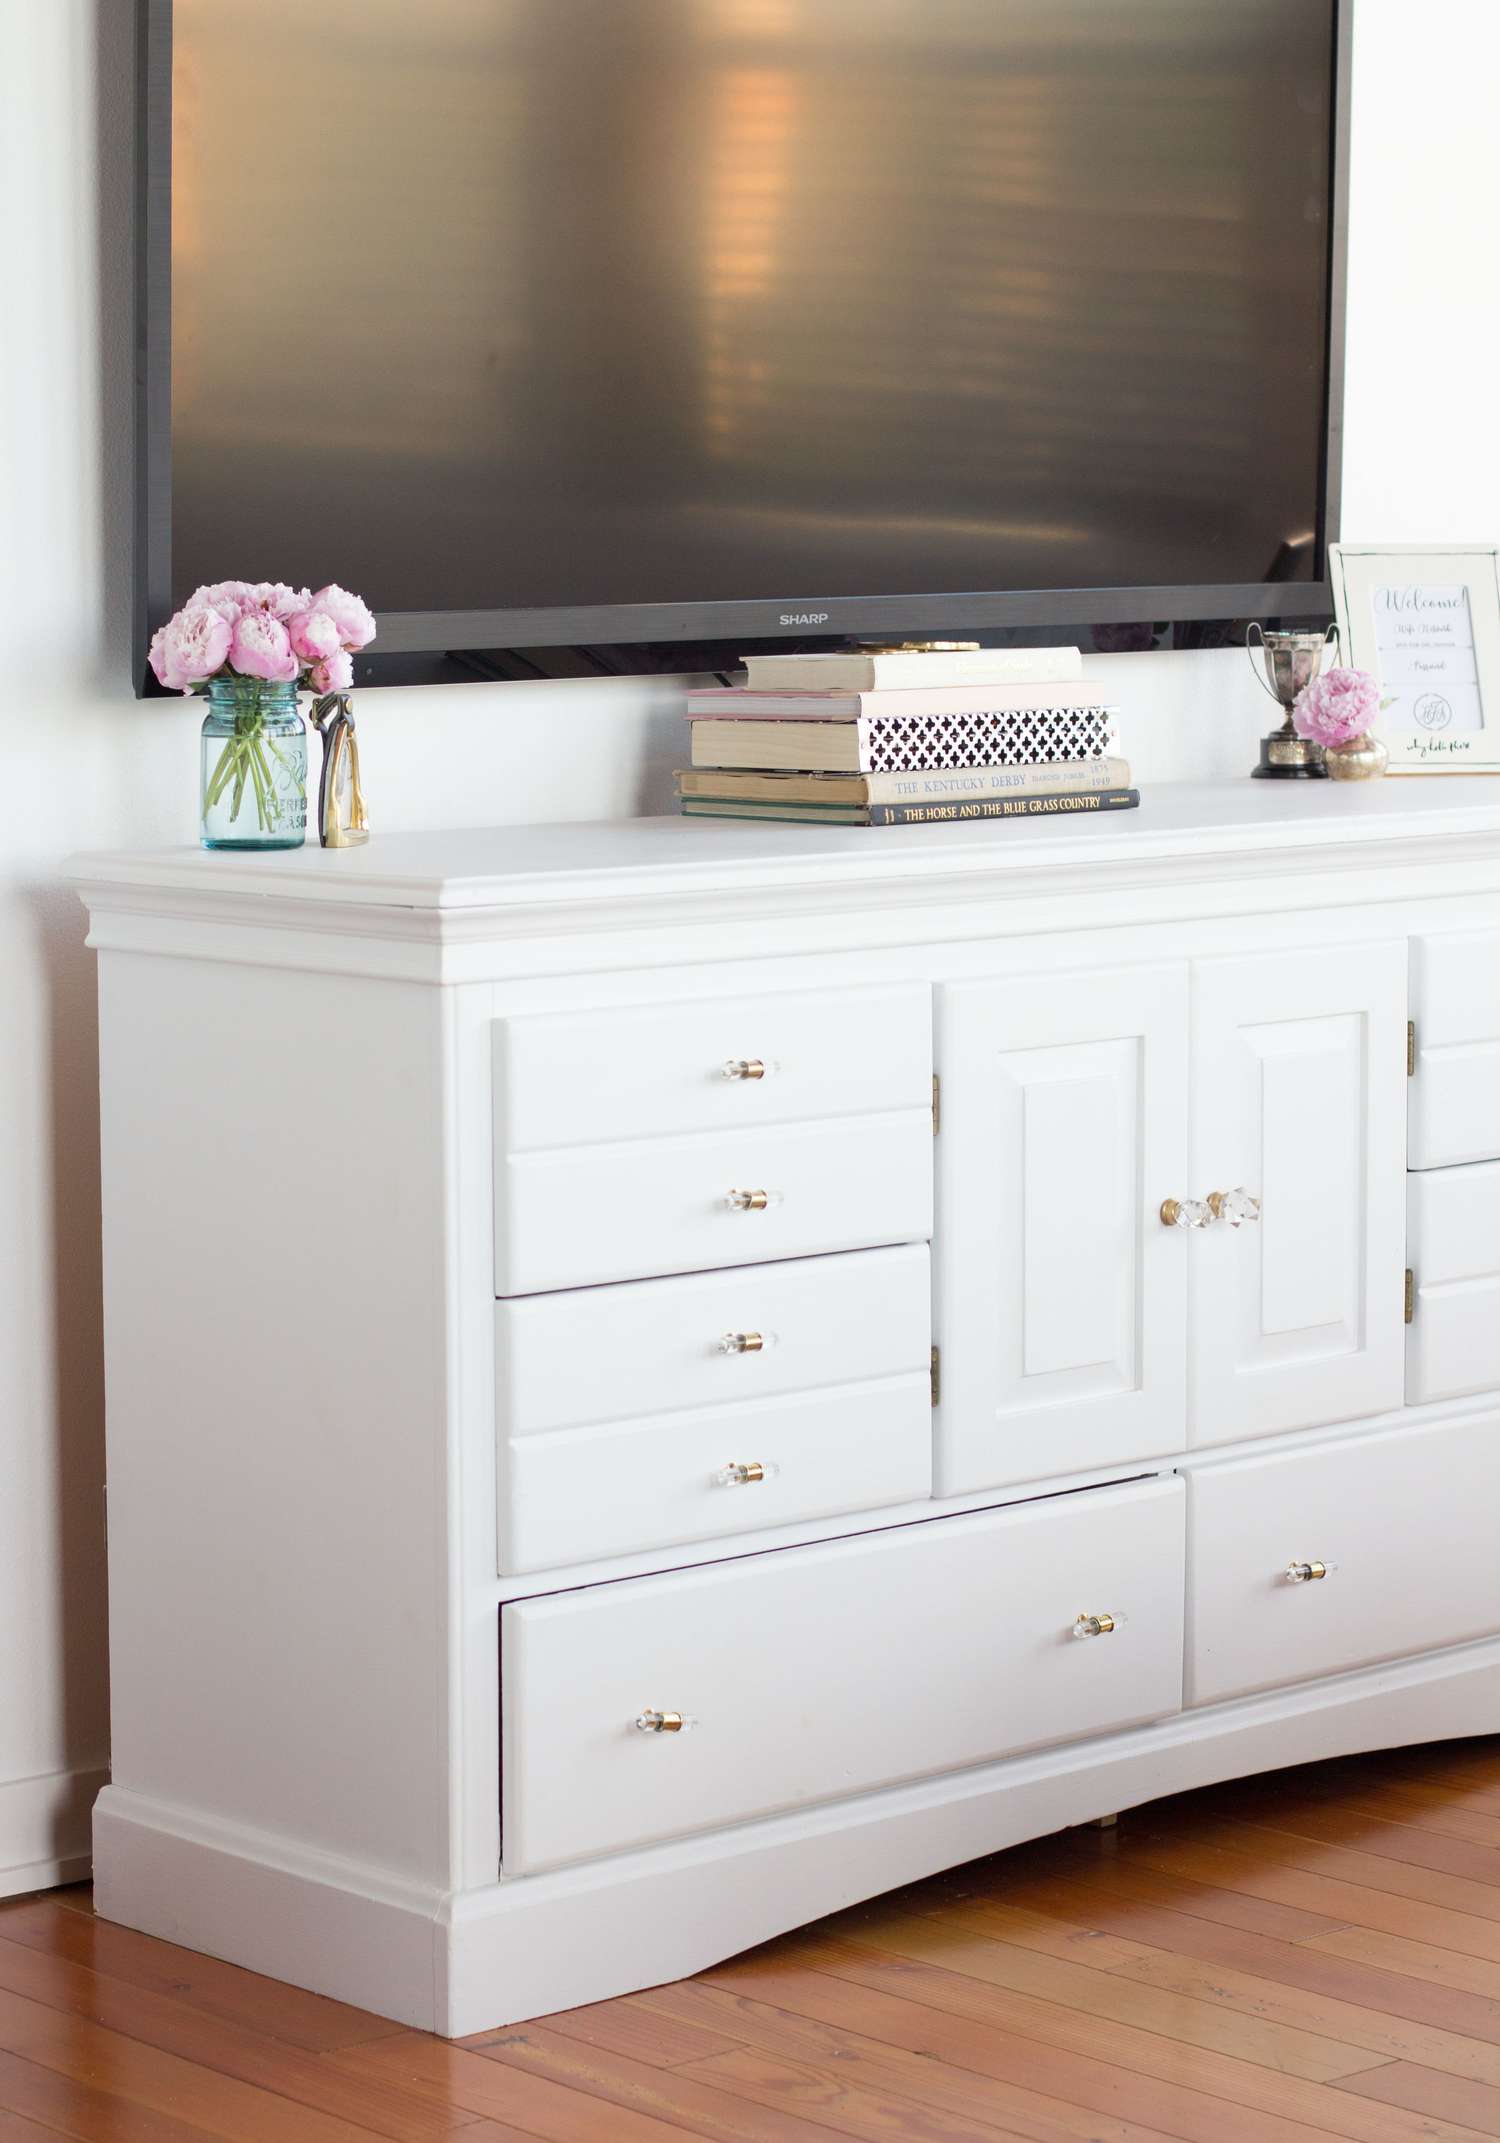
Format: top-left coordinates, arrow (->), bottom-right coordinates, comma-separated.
133,0 -> 1352,694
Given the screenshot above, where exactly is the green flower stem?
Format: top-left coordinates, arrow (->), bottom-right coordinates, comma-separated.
203,699 -> 306,832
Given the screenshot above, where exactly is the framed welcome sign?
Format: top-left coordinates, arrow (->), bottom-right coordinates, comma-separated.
1330,544 -> 1500,773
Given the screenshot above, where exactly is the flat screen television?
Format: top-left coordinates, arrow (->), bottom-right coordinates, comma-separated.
136,0 -> 1348,690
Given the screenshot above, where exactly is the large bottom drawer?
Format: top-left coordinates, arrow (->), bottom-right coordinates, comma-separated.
1187,1414 -> 1500,1707
501,1475 -> 1185,1875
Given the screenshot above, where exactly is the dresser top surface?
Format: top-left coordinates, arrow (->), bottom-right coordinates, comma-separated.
70,779 -> 1500,916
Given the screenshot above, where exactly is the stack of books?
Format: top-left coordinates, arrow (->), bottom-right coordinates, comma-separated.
676,646 -> 1138,827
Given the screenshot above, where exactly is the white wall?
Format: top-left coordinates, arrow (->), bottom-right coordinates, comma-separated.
1,0 -> 1497,1892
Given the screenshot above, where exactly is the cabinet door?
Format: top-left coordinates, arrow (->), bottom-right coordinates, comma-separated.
1189,943 -> 1406,1447
934,967 -> 1188,1495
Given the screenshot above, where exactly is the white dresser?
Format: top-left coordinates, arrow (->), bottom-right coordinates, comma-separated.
72,779 -> 1500,2034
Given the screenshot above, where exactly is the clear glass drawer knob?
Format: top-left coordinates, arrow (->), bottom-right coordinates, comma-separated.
1160,1197 -> 1211,1230
725,1188 -> 776,1211
719,1330 -> 765,1354
635,1708 -> 696,1734
1285,1559 -> 1330,1583
1209,1187 -> 1262,1227
722,1058 -> 768,1081
1073,1612 -> 1117,1639
714,1459 -> 776,1487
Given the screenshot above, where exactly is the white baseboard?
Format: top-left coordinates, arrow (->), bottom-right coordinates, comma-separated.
95,1639 -> 1500,2036
92,1786 -> 447,2028
0,1764 -> 107,1900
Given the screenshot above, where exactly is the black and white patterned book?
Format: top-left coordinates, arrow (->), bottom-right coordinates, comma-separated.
689,705 -> 1119,774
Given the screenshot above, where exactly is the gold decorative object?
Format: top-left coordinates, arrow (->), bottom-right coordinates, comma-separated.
635,1709 -> 685,1733
719,1331 -> 764,1353
1247,623 -> 1337,779
726,1188 -> 770,1210
309,692 -> 370,848
1324,732 -> 1390,781
1073,1613 -> 1117,1638
722,1461 -> 766,1485
723,1058 -> 767,1081
1286,1560 -> 1329,1583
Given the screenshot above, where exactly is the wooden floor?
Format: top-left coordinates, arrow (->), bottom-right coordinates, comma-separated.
6,1742 -> 1500,2140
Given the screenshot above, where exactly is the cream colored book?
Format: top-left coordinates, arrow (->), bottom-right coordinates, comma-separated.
738,646 -> 1082,690
676,757 -> 1131,807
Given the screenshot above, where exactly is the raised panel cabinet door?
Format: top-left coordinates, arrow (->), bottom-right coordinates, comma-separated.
1188,942 -> 1406,1447
933,966 -> 1189,1495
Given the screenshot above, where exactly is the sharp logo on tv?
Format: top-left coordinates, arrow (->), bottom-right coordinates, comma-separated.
779,612 -> 830,625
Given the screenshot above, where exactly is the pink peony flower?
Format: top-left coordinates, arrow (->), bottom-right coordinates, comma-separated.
1292,665 -> 1383,748
189,580 -> 254,624
229,610 -> 300,683
240,581 -> 313,620
287,609 -> 342,664
311,583 -> 376,651
307,648 -> 354,694
149,601 -> 233,692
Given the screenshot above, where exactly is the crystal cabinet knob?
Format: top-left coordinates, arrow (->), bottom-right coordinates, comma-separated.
722,1058 -> 767,1081
714,1459 -> 774,1487
725,1188 -> 775,1211
1209,1187 -> 1262,1227
718,1330 -> 765,1354
635,1708 -> 694,1734
1073,1612 -> 1117,1639
1160,1197 -> 1211,1229
1285,1559 -> 1330,1584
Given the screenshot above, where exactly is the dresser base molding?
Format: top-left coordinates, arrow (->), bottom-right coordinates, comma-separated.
95,1637 -> 1500,2036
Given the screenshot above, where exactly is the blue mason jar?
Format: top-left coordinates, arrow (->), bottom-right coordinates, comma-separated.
199,677 -> 307,850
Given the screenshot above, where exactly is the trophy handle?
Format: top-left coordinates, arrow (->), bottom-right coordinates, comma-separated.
1246,620 -> 1281,701
1324,622 -> 1340,662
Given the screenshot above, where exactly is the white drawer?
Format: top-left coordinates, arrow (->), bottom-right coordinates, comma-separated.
497,1246 -> 934,1574
497,1245 -> 930,1434
1409,932 -> 1500,1167
1187,1416 -> 1500,1707
1408,1163 -> 1500,1404
495,1111 -> 933,1295
500,1378 -> 932,1574
495,984 -> 932,1153
500,1476 -> 1185,1875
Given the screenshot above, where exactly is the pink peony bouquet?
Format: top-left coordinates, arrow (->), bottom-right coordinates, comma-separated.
149,579 -> 376,696
1291,665 -> 1382,749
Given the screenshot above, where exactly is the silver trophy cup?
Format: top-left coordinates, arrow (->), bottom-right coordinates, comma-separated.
1248,623 -> 1338,778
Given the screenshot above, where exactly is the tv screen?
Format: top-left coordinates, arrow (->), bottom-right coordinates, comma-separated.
142,0 -> 1343,680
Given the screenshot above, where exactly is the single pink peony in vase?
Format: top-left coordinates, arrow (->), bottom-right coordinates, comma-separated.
1292,665 -> 1382,748
149,601 -> 233,692
311,583 -> 377,652
240,581 -> 313,620
229,610 -> 300,682
287,608 -> 343,664
306,648 -> 354,694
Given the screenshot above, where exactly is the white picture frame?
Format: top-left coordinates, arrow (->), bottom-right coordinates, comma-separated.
1329,543 -> 1500,773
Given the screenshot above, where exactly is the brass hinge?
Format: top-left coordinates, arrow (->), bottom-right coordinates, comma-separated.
1407,1020 -> 1417,1077
1405,1269 -> 1415,1324
930,1345 -> 941,1407
932,1073 -> 941,1134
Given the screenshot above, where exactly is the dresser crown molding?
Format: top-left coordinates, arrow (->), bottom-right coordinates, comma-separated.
70,781 -> 1500,983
